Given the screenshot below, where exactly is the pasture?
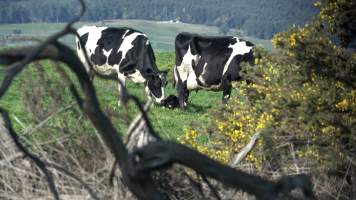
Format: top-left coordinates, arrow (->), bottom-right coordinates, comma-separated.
0,19 -> 265,141
0,19 -> 272,51
0,52 -> 229,140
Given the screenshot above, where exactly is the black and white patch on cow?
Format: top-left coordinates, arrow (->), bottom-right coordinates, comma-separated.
76,26 -> 166,104
174,32 -> 254,109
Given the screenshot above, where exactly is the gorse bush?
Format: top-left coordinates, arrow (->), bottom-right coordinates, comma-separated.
179,128 -> 231,164
181,0 -> 356,179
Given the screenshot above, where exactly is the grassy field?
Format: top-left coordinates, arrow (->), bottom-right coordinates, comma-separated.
93,51 -> 226,139
0,52 -> 229,141
0,19 -> 272,51
0,19 -> 266,141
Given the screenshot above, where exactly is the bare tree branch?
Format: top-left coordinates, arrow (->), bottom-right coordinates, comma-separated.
0,109 -> 60,200
133,141 -> 316,200
44,161 -> 101,200
23,102 -> 75,135
0,41 -> 165,199
0,152 -> 23,168
125,99 -> 154,142
126,97 -> 160,140
230,131 -> 261,166
200,175 -> 221,200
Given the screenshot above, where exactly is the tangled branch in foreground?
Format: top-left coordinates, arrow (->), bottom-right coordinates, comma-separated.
0,0 -> 316,199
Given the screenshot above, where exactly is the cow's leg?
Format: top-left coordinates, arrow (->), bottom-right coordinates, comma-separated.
177,80 -> 189,110
117,73 -> 126,106
89,70 -> 95,81
222,80 -> 232,104
184,88 -> 190,109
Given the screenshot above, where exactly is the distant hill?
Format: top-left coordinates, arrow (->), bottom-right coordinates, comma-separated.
0,0 -> 318,39
0,20 -> 272,51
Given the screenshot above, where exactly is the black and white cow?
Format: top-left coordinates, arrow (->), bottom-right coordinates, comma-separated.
174,32 -> 254,109
76,26 -> 167,104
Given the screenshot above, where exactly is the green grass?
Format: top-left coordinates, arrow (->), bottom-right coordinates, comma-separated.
0,19 -> 272,51
91,52 -> 226,139
0,52 -> 229,141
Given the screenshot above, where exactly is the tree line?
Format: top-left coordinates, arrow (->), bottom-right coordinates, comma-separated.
0,0 -> 318,38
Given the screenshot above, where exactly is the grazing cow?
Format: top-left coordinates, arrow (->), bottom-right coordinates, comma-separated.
174,32 -> 255,109
76,26 -> 167,104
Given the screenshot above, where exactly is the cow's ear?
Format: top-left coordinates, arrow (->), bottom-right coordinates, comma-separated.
246,41 -> 254,47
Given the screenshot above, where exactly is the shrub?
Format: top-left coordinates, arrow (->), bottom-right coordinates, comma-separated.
180,0 -> 356,184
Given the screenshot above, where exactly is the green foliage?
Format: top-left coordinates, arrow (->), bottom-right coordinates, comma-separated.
268,1 -> 356,171
316,0 -> 356,47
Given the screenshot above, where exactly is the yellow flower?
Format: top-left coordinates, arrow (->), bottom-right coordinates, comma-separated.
288,33 -> 298,47
313,1 -> 321,7
336,99 -> 349,111
335,81 -> 345,89
218,122 -> 225,131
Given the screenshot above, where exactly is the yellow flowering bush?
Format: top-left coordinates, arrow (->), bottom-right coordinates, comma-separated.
335,90 -> 356,112
180,1 -> 356,177
181,45 -> 355,172
179,128 -> 230,164
316,0 -> 356,46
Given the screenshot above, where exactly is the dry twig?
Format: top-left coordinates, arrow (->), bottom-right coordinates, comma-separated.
230,131 -> 261,166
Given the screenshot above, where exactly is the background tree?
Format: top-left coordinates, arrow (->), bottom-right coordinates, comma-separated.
0,0 -> 317,39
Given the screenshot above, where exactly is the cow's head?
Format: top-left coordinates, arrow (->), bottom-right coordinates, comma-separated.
160,94 -> 179,109
145,71 -> 168,104
138,37 -> 168,103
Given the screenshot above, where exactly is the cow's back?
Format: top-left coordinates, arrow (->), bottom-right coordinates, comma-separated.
175,33 -> 235,64
76,26 -> 149,76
